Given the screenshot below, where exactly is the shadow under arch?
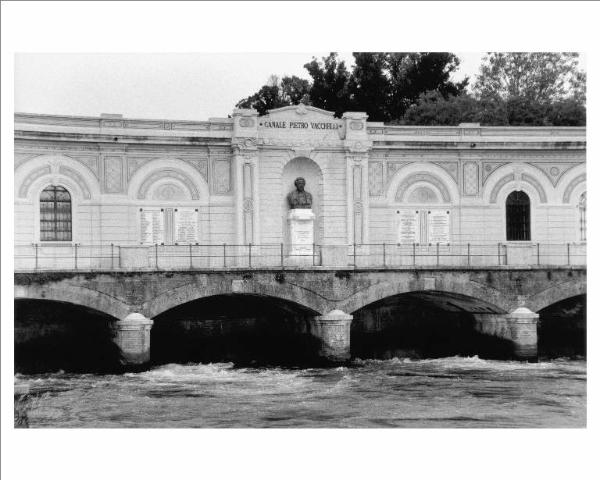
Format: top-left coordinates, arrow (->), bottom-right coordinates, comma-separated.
150,293 -> 321,366
537,294 -> 586,358
339,280 -> 509,316
349,290 -> 512,361
14,298 -> 122,373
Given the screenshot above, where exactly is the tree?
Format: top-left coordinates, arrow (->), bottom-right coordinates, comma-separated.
304,53 -> 352,117
401,91 -> 507,126
474,53 -> 584,103
386,52 -> 468,118
235,75 -> 310,115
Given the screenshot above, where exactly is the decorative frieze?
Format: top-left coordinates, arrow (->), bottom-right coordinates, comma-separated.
433,161 -> 459,183
482,162 -> 509,185
528,162 -> 582,187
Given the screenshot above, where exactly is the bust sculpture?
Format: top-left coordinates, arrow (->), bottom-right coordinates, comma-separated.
287,177 -> 313,209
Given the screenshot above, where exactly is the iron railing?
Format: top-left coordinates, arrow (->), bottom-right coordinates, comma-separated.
14,242 -> 586,272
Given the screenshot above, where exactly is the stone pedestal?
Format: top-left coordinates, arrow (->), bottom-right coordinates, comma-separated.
287,209 -> 315,265
506,307 -> 539,360
310,310 -> 353,363
474,308 -> 539,360
112,313 -> 153,366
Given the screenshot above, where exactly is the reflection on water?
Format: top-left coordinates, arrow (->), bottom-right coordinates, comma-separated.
14,356 -> 585,428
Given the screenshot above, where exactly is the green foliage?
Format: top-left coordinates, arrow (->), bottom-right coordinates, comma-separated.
235,75 -> 310,115
304,53 -> 352,116
474,52 -> 584,103
235,52 -> 586,126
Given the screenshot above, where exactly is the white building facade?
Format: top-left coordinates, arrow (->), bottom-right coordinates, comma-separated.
14,105 -> 586,269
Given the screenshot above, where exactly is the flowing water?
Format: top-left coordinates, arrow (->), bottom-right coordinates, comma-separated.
14,356 -> 585,428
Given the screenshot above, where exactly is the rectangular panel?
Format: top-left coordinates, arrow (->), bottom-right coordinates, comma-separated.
427,210 -> 450,244
353,166 -> 362,200
140,208 -> 164,244
397,210 -> 420,243
243,163 -> 253,198
174,208 -> 199,244
368,162 -> 384,196
104,156 -> 123,193
213,159 -> 231,194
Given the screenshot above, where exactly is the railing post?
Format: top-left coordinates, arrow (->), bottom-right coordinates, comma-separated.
155,243 -> 159,270
312,242 -> 316,267
280,242 -> 284,270
567,242 -> 571,265
436,243 -> 440,266
34,243 -> 39,271
223,243 -> 227,268
118,245 -> 122,269
189,243 -> 193,269
248,243 -> 252,268
537,242 -> 540,266
467,243 -> 470,267
412,242 -> 416,266
382,243 -> 386,268
353,243 -> 357,269
497,242 -> 501,266
111,243 -> 114,270
74,243 -> 78,270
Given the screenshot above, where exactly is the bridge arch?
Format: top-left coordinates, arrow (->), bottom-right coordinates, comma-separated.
14,284 -> 130,320
143,278 -> 328,318
527,279 -> 587,313
339,278 -> 509,314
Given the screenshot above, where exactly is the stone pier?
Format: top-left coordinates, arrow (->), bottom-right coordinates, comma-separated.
474,308 -> 539,360
310,310 -> 353,363
112,313 -> 153,366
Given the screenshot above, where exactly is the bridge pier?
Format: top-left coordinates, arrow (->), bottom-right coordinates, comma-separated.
310,310 -> 353,363
112,313 -> 153,366
474,308 -> 539,360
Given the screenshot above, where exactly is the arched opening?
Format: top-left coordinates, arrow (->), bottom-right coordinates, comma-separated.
506,191 -> 530,241
538,295 -> 586,359
350,291 -> 512,360
151,294 -> 319,366
14,299 -> 121,373
40,185 -> 72,241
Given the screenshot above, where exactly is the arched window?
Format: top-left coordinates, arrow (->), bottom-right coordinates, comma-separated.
506,191 -> 530,241
579,192 -> 586,242
40,185 -> 72,241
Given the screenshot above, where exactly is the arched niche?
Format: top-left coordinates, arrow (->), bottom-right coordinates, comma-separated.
386,163 -> 459,205
281,157 -> 323,247
16,154 -> 100,201
127,158 -> 209,203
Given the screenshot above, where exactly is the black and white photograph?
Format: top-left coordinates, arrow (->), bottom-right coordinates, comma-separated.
1,2 -> 597,480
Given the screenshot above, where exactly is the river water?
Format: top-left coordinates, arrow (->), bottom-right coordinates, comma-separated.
14,356 -> 585,428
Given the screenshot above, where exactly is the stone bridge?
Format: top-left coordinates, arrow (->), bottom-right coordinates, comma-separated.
14,266 -> 586,365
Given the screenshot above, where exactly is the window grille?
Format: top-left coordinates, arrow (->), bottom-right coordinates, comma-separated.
506,191 -> 530,241
40,185 -> 72,241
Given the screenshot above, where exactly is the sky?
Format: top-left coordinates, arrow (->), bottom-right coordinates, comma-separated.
14,52 -> 486,120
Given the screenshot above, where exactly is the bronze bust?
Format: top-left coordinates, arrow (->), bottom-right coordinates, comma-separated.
287,177 -> 313,209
